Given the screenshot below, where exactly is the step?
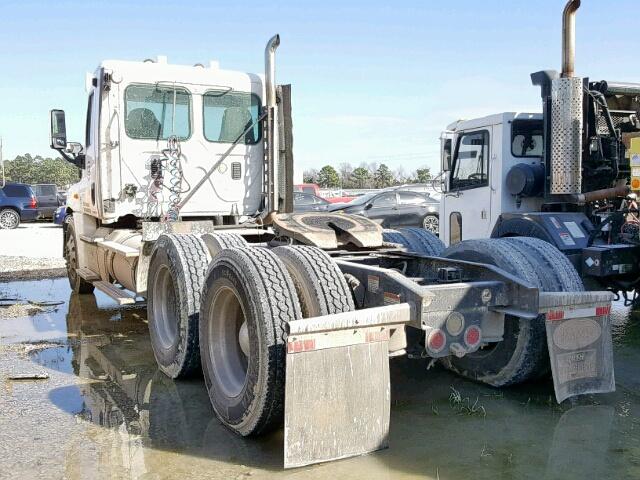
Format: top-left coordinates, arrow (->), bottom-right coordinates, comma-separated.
76,268 -> 100,282
96,240 -> 139,257
79,234 -> 105,244
93,281 -> 137,305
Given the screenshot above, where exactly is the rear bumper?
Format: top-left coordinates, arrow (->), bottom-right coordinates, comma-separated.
37,206 -> 58,218
20,208 -> 38,222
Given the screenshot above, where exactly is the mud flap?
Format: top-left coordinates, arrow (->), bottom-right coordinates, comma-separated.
284,304 -> 410,468
539,292 -> 616,403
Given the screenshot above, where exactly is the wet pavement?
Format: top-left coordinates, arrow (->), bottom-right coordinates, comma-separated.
1,278 -> 639,480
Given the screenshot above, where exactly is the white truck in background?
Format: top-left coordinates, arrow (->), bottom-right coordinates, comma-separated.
50,2 -> 615,468
439,0 -> 640,303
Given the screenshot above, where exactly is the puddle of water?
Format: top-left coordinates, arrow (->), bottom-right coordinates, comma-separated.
1,278 -> 640,479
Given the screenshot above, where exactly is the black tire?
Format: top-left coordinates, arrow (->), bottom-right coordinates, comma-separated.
503,237 -> 584,291
64,217 -> 95,294
199,247 -> 302,436
441,238 -> 572,386
398,227 -> 445,256
382,229 -> 412,248
147,233 -> 211,379
0,208 -> 20,229
201,232 -> 248,257
273,245 -> 355,317
382,229 -> 425,253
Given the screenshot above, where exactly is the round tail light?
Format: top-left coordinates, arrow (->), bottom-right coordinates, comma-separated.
464,325 -> 482,348
427,329 -> 446,354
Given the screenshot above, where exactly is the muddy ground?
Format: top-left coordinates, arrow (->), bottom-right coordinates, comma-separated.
1,277 -> 639,480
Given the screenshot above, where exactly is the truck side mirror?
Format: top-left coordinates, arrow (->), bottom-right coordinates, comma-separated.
50,110 -> 67,150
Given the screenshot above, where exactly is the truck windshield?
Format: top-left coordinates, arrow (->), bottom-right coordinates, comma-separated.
124,85 -> 191,140
512,119 -> 543,157
203,90 -> 261,145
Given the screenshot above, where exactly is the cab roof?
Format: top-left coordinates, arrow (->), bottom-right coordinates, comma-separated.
446,112 -> 542,132
98,58 -> 264,95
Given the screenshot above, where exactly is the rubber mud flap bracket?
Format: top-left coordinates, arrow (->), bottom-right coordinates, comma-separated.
283,304 -> 409,468
540,292 -> 616,403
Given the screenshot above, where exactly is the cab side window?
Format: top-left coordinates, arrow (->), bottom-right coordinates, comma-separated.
450,130 -> 490,190
85,92 -> 94,148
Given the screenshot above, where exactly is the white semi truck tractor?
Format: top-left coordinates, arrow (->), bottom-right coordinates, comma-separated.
440,0 -> 640,303
51,23 -> 615,468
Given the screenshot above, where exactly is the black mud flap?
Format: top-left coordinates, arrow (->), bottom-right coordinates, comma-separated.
540,292 -> 616,403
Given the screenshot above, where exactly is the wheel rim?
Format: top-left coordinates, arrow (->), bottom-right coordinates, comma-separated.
151,265 -> 179,350
0,210 -> 18,229
209,286 -> 249,398
423,215 -> 439,233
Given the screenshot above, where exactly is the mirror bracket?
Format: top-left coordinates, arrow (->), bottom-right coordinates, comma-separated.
50,109 -> 85,169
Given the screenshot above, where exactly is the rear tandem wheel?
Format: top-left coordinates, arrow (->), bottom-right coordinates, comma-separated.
199,247 -> 301,435
199,244 -> 355,437
147,233 -> 211,379
442,238 -> 584,386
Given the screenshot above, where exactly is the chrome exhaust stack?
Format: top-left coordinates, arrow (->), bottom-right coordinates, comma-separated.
562,0 -> 580,78
549,0 -> 583,195
262,34 -> 281,218
265,34 -> 280,108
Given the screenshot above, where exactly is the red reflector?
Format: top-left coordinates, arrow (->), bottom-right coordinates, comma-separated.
596,305 -> 611,317
464,326 -> 481,347
547,310 -> 565,321
287,339 -> 316,354
427,329 -> 446,353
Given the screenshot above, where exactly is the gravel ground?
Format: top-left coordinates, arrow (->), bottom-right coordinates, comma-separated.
0,223 -> 66,281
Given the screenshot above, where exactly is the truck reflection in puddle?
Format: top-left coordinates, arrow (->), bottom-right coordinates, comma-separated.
31,293 -> 281,474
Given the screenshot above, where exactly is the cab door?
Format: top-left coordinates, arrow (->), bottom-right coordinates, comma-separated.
441,128 -> 493,245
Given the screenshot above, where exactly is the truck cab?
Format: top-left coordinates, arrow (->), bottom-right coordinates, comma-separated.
440,112 -> 544,245
53,57 -> 267,225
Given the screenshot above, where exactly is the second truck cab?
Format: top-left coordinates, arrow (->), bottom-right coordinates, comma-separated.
440,113 -> 545,245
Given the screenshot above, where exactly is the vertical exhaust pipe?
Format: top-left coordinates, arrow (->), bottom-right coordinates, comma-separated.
262,34 -> 281,218
265,34 -> 280,108
548,0 -> 583,195
561,0 -> 580,77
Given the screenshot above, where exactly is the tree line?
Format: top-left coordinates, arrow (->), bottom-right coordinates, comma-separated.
303,163 -> 432,189
1,154 -> 80,187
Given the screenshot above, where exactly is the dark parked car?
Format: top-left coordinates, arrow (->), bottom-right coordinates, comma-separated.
293,192 -> 330,212
329,190 -> 440,234
0,183 -> 38,229
33,183 -> 60,219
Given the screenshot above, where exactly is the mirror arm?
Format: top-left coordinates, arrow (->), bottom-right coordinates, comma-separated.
57,149 -> 84,168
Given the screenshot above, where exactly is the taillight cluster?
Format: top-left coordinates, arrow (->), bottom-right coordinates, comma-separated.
425,313 -> 483,357
30,196 -> 37,209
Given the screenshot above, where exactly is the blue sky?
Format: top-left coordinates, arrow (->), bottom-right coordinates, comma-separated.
0,0 -> 637,176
